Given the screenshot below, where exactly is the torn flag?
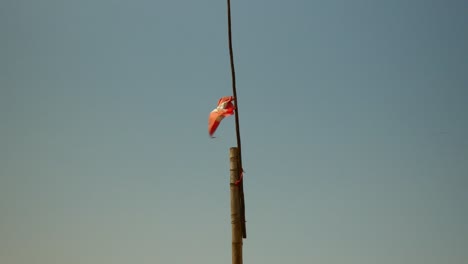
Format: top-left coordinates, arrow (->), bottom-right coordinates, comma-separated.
208,96 -> 235,137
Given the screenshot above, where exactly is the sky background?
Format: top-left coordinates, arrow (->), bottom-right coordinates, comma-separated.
1,0 -> 467,263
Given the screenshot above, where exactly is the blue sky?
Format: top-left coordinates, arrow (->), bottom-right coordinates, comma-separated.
1,0 -> 467,263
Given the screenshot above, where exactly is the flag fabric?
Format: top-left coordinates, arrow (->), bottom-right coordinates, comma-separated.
208,96 -> 235,137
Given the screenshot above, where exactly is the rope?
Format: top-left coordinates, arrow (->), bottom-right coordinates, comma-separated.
227,0 -> 247,239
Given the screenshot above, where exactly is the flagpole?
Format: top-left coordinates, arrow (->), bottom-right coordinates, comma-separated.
230,148 -> 243,264
227,0 -> 247,239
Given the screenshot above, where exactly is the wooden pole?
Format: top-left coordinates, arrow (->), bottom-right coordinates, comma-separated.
229,147 -> 243,264
226,0 -> 247,240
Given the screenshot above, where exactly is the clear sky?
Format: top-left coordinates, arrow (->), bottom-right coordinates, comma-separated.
1,0 -> 467,263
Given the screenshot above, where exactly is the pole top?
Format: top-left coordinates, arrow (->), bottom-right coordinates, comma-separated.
230,147 -> 239,157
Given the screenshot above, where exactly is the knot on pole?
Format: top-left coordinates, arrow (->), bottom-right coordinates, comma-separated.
235,169 -> 244,185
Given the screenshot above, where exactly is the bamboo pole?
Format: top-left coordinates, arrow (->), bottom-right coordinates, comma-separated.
229,147 -> 243,264
227,0 -> 247,240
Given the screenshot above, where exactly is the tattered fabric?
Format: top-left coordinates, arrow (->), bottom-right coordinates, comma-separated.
208,96 -> 235,137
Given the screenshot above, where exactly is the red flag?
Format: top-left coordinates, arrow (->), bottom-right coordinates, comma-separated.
208,96 -> 235,137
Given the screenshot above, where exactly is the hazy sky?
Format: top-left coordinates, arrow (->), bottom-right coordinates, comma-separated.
1,0 -> 467,263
